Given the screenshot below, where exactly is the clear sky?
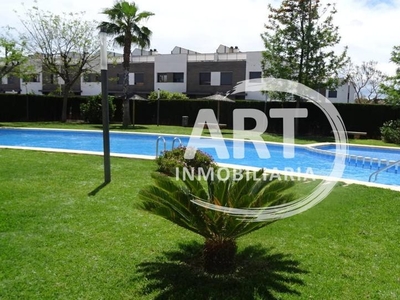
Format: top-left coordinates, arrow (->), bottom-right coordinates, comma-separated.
2,0 -> 400,75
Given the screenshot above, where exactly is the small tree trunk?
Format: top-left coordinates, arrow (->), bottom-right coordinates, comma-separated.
132,99 -> 136,126
295,97 -> 300,136
203,238 -> 237,274
61,89 -> 68,123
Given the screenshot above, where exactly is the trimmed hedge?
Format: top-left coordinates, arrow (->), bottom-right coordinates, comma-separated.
1,93 -> 399,137
0,94 -> 84,122
80,95 -> 116,124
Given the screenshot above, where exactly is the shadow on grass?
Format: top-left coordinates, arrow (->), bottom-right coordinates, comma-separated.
88,182 -> 109,196
135,241 -> 307,299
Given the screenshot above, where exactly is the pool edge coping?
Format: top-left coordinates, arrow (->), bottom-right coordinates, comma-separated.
1,127 -> 400,192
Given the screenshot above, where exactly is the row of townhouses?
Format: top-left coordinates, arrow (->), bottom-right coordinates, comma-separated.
0,44 -> 355,103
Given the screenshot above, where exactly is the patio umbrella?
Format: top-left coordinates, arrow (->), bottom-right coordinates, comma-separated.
200,93 -> 234,123
128,94 -> 148,126
129,94 -> 147,101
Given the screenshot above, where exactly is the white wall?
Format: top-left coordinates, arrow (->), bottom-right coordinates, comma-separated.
245,51 -> 265,101
58,76 -> 64,85
154,54 -> 187,93
20,83 -> 42,95
128,73 -> 135,85
326,84 -> 356,103
79,57 -> 102,96
155,82 -> 185,93
81,82 -> 101,96
211,72 -> 220,86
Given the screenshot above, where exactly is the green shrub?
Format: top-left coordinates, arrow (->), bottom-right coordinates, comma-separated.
148,90 -> 189,100
156,146 -> 216,176
380,119 -> 400,144
80,94 -> 115,124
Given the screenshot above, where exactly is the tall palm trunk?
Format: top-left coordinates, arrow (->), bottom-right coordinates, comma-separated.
122,41 -> 131,128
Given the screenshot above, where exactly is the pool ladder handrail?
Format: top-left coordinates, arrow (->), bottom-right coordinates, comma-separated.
172,137 -> 183,149
155,136 -> 166,158
368,159 -> 400,182
156,136 -> 183,158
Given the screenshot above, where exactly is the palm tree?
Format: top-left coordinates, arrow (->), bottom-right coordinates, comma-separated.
99,1 -> 154,128
139,169 -> 295,274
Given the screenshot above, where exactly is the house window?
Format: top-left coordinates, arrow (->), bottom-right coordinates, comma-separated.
220,72 -> 233,85
328,90 -> 338,98
135,73 -> 144,85
83,73 -> 100,82
173,72 -> 184,83
199,72 -> 211,85
22,74 -> 40,83
43,74 -> 56,84
157,73 -> 168,82
7,76 -> 17,84
249,71 -> 262,80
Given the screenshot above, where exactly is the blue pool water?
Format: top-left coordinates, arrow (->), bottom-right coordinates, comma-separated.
0,128 -> 399,187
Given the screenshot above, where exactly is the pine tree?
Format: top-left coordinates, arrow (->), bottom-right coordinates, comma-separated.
261,0 -> 348,101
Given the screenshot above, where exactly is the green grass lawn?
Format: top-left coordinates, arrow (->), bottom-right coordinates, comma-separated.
1,149 -> 399,299
1,121 -> 399,147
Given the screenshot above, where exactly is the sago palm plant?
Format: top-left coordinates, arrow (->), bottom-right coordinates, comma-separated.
138,169 -> 295,274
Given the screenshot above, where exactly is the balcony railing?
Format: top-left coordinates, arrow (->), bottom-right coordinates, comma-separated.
105,56 -> 156,64
187,54 -> 216,62
188,53 -> 247,62
130,56 -> 155,63
110,52 -> 248,63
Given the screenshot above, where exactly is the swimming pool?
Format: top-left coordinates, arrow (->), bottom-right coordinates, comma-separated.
0,128 -> 399,187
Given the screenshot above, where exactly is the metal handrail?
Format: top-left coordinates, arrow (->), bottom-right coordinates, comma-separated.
368,159 -> 400,182
155,136 -> 166,158
172,137 -> 183,150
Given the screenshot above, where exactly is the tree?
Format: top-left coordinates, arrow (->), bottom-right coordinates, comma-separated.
381,46 -> 400,106
346,60 -> 385,103
261,0 -> 348,101
18,6 -> 100,122
0,27 -> 31,81
99,1 -> 154,128
147,90 -> 189,100
139,169 -> 295,274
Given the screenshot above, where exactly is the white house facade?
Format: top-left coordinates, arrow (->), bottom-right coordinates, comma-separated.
0,44 -> 356,103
